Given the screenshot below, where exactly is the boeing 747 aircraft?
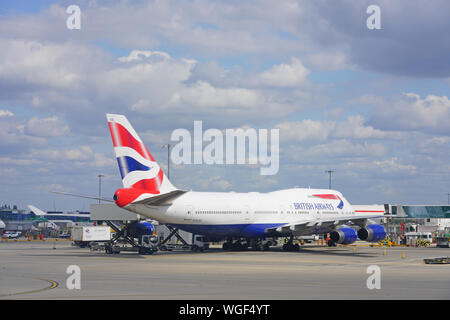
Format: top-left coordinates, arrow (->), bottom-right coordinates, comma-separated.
106,114 -> 387,251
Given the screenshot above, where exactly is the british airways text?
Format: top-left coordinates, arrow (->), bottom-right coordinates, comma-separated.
293,202 -> 335,211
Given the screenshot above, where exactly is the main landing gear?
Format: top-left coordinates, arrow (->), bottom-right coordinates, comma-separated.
222,238 -> 274,251
282,236 -> 300,252
222,238 -> 248,251
327,239 -> 337,247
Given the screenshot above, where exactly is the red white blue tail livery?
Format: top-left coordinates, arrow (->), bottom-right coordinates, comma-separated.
107,114 -> 177,207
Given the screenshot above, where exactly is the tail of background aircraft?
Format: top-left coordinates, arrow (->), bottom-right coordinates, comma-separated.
106,114 -> 179,207
28,205 -> 48,216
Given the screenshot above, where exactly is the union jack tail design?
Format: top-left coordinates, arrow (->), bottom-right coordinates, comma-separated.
106,114 -> 176,205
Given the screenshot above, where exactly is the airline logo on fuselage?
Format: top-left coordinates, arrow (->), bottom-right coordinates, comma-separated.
293,202 -> 335,211
293,194 -> 344,211
312,194 -> 344,209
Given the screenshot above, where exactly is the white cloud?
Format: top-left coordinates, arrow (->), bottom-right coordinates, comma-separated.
0,39 -> 99,90
118,50 -> 171,63
334,116 -> 403,140
171,81 -> 261,109
276,115 -> 404,143
306,139 -> 386,159
30,145 -> 93,162
25,116 -> 69,137
255,58 -> 309,87
91,153 -> 116,168
276,119 -> 333,142
304,51 -> 352,71
0,109 -> 14,117
64,146 -> 93,161
0,38 -> 307,129
348,157 -> 418,176
0,118 -> 47,153
0,2 -> 449,208
369,93 -> 450,135
195,175 -> 232,191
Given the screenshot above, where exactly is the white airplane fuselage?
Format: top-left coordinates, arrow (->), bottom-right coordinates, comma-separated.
123,188 -> 355,239
106,114 -> 385,243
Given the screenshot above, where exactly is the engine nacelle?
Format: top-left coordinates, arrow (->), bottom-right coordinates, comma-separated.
128,221 -> 155,239
330,227 -> 358,245
358,224 -> 386,242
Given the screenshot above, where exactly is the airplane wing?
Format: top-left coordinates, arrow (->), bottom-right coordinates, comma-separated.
265,213 -> 386,236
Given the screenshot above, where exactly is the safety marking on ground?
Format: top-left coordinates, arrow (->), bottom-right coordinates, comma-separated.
0,279 -> 59,298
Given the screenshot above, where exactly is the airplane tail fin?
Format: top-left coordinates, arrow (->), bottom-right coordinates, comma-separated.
28,205 -> 47,216
106,114 -> 177,201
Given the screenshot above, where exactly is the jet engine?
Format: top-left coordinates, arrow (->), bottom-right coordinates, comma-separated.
330,227 -> 358,245
127,221 -> 155,239
357,224 -> 386,242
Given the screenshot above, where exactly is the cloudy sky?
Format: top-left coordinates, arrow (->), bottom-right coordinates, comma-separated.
0,0 -> 449,211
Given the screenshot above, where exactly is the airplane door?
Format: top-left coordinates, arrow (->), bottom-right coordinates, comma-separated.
243,205 -> 251,221
282,204 -> 290,222
185,205 -> 194,221
315,207 -> 322,220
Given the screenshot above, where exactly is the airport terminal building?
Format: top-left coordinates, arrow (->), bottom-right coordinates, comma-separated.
0,204 -> 91,232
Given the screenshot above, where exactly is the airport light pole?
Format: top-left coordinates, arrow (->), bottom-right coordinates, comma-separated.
325,170 -> 335,189
447,193 -> 450,205
161,144 -> 174,179
97,174 -> 104,204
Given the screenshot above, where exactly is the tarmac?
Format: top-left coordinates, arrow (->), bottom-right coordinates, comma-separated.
0,241 -> 449,299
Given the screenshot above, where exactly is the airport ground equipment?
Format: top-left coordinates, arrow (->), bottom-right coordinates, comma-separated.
404,232 -> 433,247
103,220 -> 158,255
299,235 -> 319,243
157,225 -> 208,252
90,204 -> 158,255
416,238 -> 431,247
91,204 -> 158,254
436,236 -> 450,248
424,257 -> 450,264
71,226 -> 111,248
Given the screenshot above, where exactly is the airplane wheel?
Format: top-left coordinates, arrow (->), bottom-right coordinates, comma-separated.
327,240 -> 336,247
238,243 -> 248,251
231,243 -> 240,251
